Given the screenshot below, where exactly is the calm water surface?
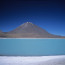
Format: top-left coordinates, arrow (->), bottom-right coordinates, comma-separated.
0,39 -> 65,56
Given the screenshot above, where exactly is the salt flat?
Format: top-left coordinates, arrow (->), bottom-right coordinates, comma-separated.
0,55 -> 65,65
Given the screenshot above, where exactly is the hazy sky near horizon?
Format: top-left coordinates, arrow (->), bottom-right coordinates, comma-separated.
0,0 -> 65,36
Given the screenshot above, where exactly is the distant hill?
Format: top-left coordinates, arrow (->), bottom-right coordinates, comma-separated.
0,22 -> 65,38
0,31 -> 7,38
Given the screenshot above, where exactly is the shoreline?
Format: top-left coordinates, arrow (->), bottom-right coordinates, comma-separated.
0,55 -> 65,57
0,38 -> 65,39
0,55 -> 65,65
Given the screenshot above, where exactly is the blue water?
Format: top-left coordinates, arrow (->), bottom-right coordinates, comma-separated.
0,39 -> 65,56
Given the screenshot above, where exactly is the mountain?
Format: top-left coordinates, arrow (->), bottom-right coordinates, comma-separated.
0,22 -> 65,38
0,31 -> 7,38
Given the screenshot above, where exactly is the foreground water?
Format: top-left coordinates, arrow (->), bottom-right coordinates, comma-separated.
0,39 -> 65,56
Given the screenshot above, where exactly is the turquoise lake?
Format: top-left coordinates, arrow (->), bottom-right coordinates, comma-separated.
0,39 -> 65,56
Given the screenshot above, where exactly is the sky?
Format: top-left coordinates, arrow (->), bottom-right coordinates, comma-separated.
0,0 -> 65,36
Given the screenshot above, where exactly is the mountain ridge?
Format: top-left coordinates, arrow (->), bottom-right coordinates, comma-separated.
0,22 -> 65,38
